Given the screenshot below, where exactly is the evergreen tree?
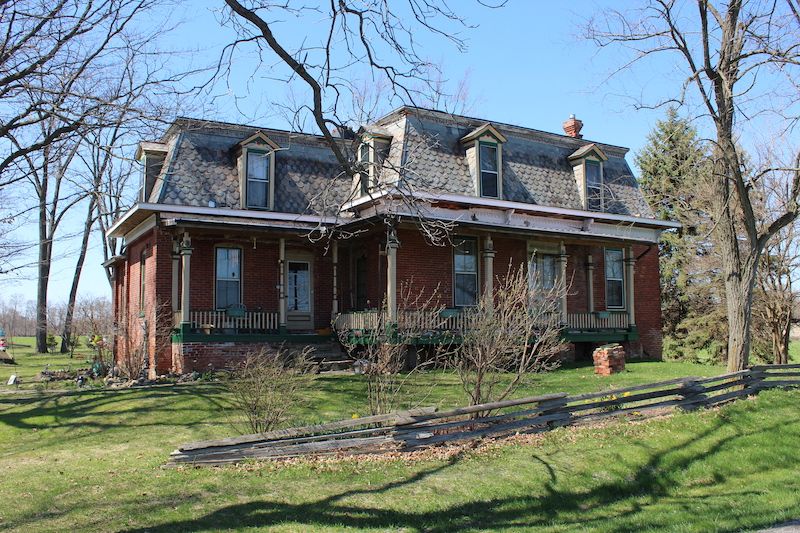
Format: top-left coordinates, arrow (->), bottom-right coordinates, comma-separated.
636,109 -> 725,361
636,109 -> 711,332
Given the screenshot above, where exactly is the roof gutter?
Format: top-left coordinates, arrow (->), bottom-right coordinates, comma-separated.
341,188 -> 681,230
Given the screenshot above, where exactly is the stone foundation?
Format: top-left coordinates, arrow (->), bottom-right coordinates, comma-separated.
592,343 -> 626,376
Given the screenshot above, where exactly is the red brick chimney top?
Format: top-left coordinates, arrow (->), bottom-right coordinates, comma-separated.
562,114 -> 583,138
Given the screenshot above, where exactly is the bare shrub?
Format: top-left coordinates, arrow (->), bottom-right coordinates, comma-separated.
115,299 -> 173,380
338,280 -> 450,415
226,345 -> 315,434
454,264 -> 567,410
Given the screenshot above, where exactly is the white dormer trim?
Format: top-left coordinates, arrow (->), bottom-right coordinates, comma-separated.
238,131 -> 281,151
460,123 -> 508,144
237,134 -> 278,211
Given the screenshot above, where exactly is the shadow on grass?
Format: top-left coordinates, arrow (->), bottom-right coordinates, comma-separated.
113,411 -> 799,533
0,383 -> 231,433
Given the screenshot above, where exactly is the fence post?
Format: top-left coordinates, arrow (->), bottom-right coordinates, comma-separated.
743,368 -> 764,394
538,396 -> 571,428
678,379 -> 707,411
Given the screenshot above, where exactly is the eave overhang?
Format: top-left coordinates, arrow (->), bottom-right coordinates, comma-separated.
107,203 -> 338,240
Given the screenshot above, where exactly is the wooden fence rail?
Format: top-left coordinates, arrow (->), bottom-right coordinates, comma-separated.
167,365 -> 800,467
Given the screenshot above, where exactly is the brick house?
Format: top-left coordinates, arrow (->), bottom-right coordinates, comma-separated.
106,107 -> 677,377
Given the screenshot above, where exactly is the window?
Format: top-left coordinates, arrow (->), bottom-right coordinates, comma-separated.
215,247 -> 241,310
246,150 -> 270,208
530,254 -> 558,290
287,261 -> 310,312
454,237 -> 478,307
139,250 -> 147,312
358,143 -> 370,195
358,139 -> 391,195
605,248 -> 625,309
479,142 -> 500,198
585,160 -> 602,211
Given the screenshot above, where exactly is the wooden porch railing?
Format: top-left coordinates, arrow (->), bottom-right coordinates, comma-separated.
566,312 -> 629,330
190,310 -> 279,333
333,310 -> 627,334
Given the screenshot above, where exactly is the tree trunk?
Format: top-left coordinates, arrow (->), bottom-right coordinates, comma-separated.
724,260 -> 758,372
35,197 -> 50,354
60,197 -> 95,354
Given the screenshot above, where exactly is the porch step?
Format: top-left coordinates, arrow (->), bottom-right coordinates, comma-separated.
308,341 -> 354,372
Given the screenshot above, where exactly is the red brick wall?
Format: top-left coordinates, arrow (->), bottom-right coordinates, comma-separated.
397,228 -> 453,307
632,244 -> 662,359
114,227 -> 174,378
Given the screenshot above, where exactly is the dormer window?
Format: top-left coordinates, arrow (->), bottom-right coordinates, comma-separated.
356,134 -> 391,196
568,143 -> 608,212
479,142 -> 500,198
585,159 -> 603,211
246,150 -> 270,208
237,131 -> 279,210
460,123 -> 507,200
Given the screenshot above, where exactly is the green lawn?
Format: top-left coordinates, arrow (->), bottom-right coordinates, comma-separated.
1,342 -> 799,531
1,335 -> 97,386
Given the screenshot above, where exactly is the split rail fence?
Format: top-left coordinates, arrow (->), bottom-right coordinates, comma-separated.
167,364 -> 800,467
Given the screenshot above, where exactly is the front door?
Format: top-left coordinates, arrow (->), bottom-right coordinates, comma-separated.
286,257 -> 313,331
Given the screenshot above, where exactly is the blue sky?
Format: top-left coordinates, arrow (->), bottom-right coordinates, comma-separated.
0,1 -> 686,304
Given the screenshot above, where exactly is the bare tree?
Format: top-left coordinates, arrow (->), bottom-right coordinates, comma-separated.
0,0 -> 175,180
587,0 -> 800,370
211,0 -> 500,246
754,177 -> 800,364
454,264 -> 565,410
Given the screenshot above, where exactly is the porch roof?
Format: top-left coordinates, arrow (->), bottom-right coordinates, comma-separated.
107,202 -> 339,239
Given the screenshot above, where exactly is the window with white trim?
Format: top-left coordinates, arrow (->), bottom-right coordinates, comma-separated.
479,142 -> 500,198
246,150 -> 270,209
605,248 -> 625,309
454,237 -> 478,307
215,247 -> 241,310
585,160 -> 603,211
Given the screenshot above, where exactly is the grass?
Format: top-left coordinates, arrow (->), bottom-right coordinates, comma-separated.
1,335 -> 98,386
1,340 -> 799,531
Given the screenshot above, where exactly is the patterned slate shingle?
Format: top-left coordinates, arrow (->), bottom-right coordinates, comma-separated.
153,109 -> 652,218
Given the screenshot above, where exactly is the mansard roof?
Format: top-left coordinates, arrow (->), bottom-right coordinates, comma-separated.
144,108 -> 653,218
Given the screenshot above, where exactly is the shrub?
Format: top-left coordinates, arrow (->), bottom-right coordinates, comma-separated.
226,345 -> 315,434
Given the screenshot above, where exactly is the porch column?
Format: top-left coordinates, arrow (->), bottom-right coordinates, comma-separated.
586,253 -> 595,313
625,246 -> 636,327
279,238 -> 286,332
332,240 -> 339,317
559,241 -> 568,321
483,235 -> 495,308
171,241 -> 180,318
179,232 -> 192,324
386,226 -> 399,323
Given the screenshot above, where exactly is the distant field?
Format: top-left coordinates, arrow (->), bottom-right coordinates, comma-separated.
1,336 -> 97,386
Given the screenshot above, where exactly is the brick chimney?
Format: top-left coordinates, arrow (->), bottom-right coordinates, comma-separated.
562,114 -> 583,138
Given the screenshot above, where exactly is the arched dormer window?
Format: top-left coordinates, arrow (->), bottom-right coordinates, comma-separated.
237,131 -> 280,210
568,143 -> 608,212
460,123 -> 507,200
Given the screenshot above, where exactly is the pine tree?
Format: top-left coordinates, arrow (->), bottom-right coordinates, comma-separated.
636,108 -> 724,360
